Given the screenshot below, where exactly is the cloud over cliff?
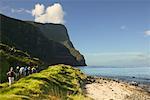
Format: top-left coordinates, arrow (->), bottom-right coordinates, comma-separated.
144,30 -> 150,36
32,3 -> 65,24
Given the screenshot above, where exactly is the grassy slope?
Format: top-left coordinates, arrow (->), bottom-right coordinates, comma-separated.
0,43 -> 42,83
0,64 -> 90,100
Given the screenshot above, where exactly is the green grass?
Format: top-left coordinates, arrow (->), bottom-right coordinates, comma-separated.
0,43 -> 42,83
0,64 -> 89,100
0,43 -> 41,66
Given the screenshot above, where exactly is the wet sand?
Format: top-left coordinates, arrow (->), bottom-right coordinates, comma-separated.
84,76 -> 150,100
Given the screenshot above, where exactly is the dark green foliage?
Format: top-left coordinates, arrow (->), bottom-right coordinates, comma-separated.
0,14 -> 86,66
0,58 -> 9,83
0,43 -> 42,83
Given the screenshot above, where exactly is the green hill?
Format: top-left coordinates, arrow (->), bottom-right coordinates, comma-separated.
0,14 -> 86,66
0,43 -> 42,83
0,65 -> 89,100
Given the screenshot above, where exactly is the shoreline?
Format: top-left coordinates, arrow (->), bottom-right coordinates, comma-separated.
89,75 -> 150,93
84,76 -> 150,100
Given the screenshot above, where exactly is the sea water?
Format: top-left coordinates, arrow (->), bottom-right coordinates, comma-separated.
79,66 -> 150,84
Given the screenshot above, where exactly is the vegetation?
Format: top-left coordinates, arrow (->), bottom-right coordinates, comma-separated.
1,14 -> 86,66
0,64 -> 89,100
0,43 -> 42,83
0,14 -> 88,99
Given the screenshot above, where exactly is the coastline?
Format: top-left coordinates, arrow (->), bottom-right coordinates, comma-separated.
84,76 -> 150,100
0,65 -> 150,100
92,75 -> 150,93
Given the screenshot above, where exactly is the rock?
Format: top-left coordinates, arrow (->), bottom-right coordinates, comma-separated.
130,81 -> 138,86
0,14 -> 86,66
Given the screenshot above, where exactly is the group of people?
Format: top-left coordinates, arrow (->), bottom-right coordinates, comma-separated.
7,66 -> 38,86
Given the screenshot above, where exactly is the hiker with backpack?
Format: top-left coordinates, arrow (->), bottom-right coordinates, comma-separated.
28,66 -> 32,75
7,67 -> 16,86
19,66 -> 25,78
15,66 -> 20,80
31,67 -> 37,73
24,66 -> 28,76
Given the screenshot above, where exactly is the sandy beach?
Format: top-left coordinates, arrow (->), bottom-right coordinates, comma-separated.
84,76 -> 150,100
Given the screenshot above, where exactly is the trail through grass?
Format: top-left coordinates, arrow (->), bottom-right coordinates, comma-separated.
0,64 -> 90,100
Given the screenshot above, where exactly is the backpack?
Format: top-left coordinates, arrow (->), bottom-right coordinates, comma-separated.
32,68 -> 36,73
19,67 -> 24,75
7,71 -> 14,77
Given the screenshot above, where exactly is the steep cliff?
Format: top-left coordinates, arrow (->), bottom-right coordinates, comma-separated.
0,14 -> 86,66
28,22 -> 86,65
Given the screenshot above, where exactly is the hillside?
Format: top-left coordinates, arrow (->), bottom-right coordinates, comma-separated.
0,65 -> 89,100
0,14 -> 86,66
28,22 -> 86,65
0,43 -> 42,83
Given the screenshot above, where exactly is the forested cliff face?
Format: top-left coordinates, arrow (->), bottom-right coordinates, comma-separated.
0,14 -> 86,66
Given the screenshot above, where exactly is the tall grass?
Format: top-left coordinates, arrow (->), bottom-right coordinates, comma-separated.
0,64 -> 88,100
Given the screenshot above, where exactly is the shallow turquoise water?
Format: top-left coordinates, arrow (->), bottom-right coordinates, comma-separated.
79,66 -> 150,84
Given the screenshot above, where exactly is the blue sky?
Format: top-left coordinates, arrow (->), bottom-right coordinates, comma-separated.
0,0 -> 150,66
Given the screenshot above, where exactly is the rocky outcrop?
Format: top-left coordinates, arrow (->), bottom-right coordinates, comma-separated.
0,14 -> 86,66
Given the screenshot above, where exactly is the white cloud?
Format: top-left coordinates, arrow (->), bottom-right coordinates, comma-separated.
32,4 -> 45,17
11,8 -> 32,14
32,3 -> 65,24
25,10 -> 32,14
144,30 -> 150,36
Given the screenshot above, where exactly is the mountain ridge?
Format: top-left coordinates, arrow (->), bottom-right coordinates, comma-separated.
0,14 -> 86,66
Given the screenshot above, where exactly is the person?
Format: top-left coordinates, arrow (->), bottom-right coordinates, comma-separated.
19,66 -> 25,78
31,67 -> 36,73
15,66 -> 20,80
24,66 -> 28,76
28,66 -> 32,75
7,67 -> 16,86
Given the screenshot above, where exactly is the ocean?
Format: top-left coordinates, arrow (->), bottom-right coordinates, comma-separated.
79,66 -> 150,85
